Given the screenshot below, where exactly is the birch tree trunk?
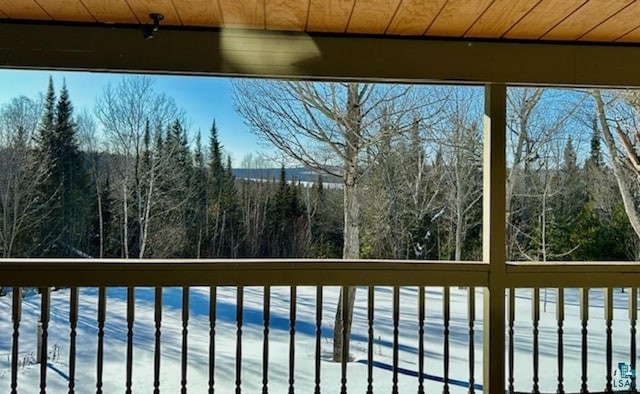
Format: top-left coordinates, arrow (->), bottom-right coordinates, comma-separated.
234,79 -> 437,362
0,96 -> 46,258
593,89 -> 640,239
504,88 -> 582,260
332,84 -> 361,362
122,179 -> 129,258
95,76 -> 182,258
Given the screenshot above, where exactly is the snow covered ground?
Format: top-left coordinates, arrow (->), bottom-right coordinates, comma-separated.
0,286 -> 637,393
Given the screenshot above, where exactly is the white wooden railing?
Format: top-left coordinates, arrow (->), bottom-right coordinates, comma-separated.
1,259 -> 639,393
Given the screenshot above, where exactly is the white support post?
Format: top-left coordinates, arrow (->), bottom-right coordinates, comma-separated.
483,83 -> 507,394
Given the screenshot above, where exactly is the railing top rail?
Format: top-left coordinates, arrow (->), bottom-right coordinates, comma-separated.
0,259 -> 488,287
507,261 -> 640,287
509,261 -> 640,267
3,258 -> 640,288
0,258 -> 485,265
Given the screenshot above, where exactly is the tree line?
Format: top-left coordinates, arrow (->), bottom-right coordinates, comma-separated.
234,82 -> 640,264
4,76 -> 640,361
232,82 -> 640,361
1,77 -> 638,263
0,77 -> 343,260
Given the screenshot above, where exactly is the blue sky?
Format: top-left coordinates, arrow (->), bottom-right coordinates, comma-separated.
0,69 -> 265,166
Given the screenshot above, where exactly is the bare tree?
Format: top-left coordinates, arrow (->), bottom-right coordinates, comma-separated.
505,88 -> 583,260
436,87 -> 483,261
233,80 -> 439,361
239,154 -> 272,257
76,110 -> 108,257
515,139 -> 581,265
593,89 -> 640,240
95,76 -> 183,258
0,96 -> 48,259
360,116 -> 444,260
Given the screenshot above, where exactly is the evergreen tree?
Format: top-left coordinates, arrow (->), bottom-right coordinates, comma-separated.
38,77 -> 56,148
170,119 -> 194,256
238,176 -> 271,258
55,81 -> 90,253
152,119 -> 193,257
309,175 -> 342,258
585,118 -> 603,170
563,136 -> 578,172
569,201 -> 636,261
190,131 -> 209,257
166,119 -> 190,170
35,78 -> 89,256
583,121 -> 615,213
208,120 -> 225,256
209,120 -> 225,192
265,166 -> 307,257
223,155 -> 243,256
564,120 -> 637,261
89,175 -> 117,257
207,121 -> 242,257
546,136 -> 586,260
34,77 -> 57,255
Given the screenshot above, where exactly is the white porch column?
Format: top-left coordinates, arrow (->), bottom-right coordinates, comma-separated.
483,83 -> 507,394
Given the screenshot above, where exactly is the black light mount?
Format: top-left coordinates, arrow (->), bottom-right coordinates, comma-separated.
149,13 -> 164,32
142,13 -> 164,40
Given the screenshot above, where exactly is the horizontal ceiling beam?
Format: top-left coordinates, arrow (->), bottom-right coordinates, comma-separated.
2,21 -> 640,87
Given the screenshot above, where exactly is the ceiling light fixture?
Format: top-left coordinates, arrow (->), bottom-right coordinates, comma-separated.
142,13 -> 164,40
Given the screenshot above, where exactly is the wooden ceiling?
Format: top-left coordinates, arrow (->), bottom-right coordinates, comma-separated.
2,0 -> 640,43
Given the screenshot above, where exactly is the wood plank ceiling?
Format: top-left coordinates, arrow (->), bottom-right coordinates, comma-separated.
2,0 -> 640,43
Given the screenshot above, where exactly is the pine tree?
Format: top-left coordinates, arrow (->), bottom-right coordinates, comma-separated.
570,119 -> 633,261
171,119 -> 194,255
546,136 -> 586,260
190,131 -> 209,257
563,136 -> 578,172
34,77 -> 58,255
35,78 -> 89,256
55,81 -> 90,254
309,174 -> 342,258
207,120 -> 242,256
38,77 -> 56,148
89,175 -> 116,257
266,165 -> 290,256
209,120 -> 225,198
223,155 -> 243,256
585,118 -> 603,170
208,120 -> 225,256
152,119 -> 194,257
265,165 -> 307,257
